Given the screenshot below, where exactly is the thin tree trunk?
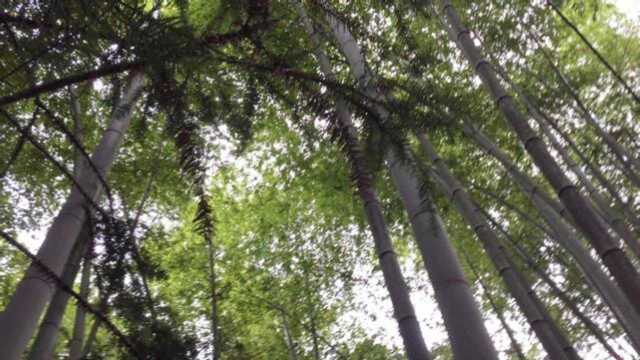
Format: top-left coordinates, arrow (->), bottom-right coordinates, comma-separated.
296,4 -> 432,359
26,228 -> 89,360
490,40 -> 628,205
70,90 -> 92,360
126,173 -> 159,323
434,0 -> 640,315
460,121 -> 572,226
28,89 -> 91,360
464,123 -> 640,353
280,310 -> 298,360
484,34 -> 640,220
529,31 -> 640,187
534,109 -> 640,258
546,1 -> 640,105
487,196 -> 631,360
80,318 -> 100,358
206,229 -> 220,360
0,108 -> 38,179
498,26 -> 640,196
477,185 -> 601,307
461,251 -> 527,360
0,71 -> 144,359
489,53 -> 640,256
542,113 -> 640,232
496,219 -> 625,360
420,133 -> 576,360
301,269 -> 321,360
309,316 -> 321,360
318,4 -> 498,358
68,255 -> 91,359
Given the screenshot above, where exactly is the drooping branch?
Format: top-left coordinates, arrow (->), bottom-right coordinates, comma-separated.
0,109 -> 112,220
0,61 -> 143,107
0,72 -> 144,359
35,98 -> 117,216
0,106 -> 39,179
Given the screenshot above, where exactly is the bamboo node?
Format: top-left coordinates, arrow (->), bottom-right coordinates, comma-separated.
395,312 -> 417,323
523,134 -> 541,151
599,246 -> 623,261
556,184 -> 576,198
474,59 -> 490,72
456,28 -> 470,42
58,210 -> 85,224
105,127 -> 125,137
450,187 -> 463,200
495,94 -> 511,107
378,248 -> 396,260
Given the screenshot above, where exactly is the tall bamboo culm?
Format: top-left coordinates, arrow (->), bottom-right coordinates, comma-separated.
0,71 -> 144,360
493,218 -> 625,360
296,3 -> 432,358
318,2 -> 499,358
463,122 -> 640,353
420,133 -> 577,360
433,0 -> 640,316
26,229 -> 89,360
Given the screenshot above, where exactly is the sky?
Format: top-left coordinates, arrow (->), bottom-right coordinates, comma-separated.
614,0 -> 640,18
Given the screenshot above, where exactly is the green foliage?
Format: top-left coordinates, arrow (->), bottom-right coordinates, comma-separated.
0,0 -> 638,359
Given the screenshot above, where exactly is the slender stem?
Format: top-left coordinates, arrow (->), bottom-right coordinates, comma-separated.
462,250 -> 527,360
434,0 -> 640,317
0,62 -> 142,107
547,1 -> 640,104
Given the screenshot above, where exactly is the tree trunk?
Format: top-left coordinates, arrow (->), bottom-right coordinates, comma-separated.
309,315 -> 321,360
126,174 -> 159,323
497,221 -> 625,360
482,32 -> 639,229
529,31 -> 640,188
0,71 -> 144,359
206,228 -> 220,360
26,228 -> 89,360
462,251 -> 527,360
67,255 -> 91,359
296,4 -> 432,359
419,133 -> 575,360
542,113 -> 640,232
534,108 -> 640,258
67,84 -> 92,360
488,53 -> 640,257
301,269 -> 321,360
280,310 -> 298,360
28,88 -> 92,360
320,4 -> 498,358
80,318 -> 100,359
434,0 -> 640,316
464,122 -> 640,352
546,1 -> 640,105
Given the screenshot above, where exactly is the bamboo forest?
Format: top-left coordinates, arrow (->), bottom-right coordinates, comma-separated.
3,0 -> 640,359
